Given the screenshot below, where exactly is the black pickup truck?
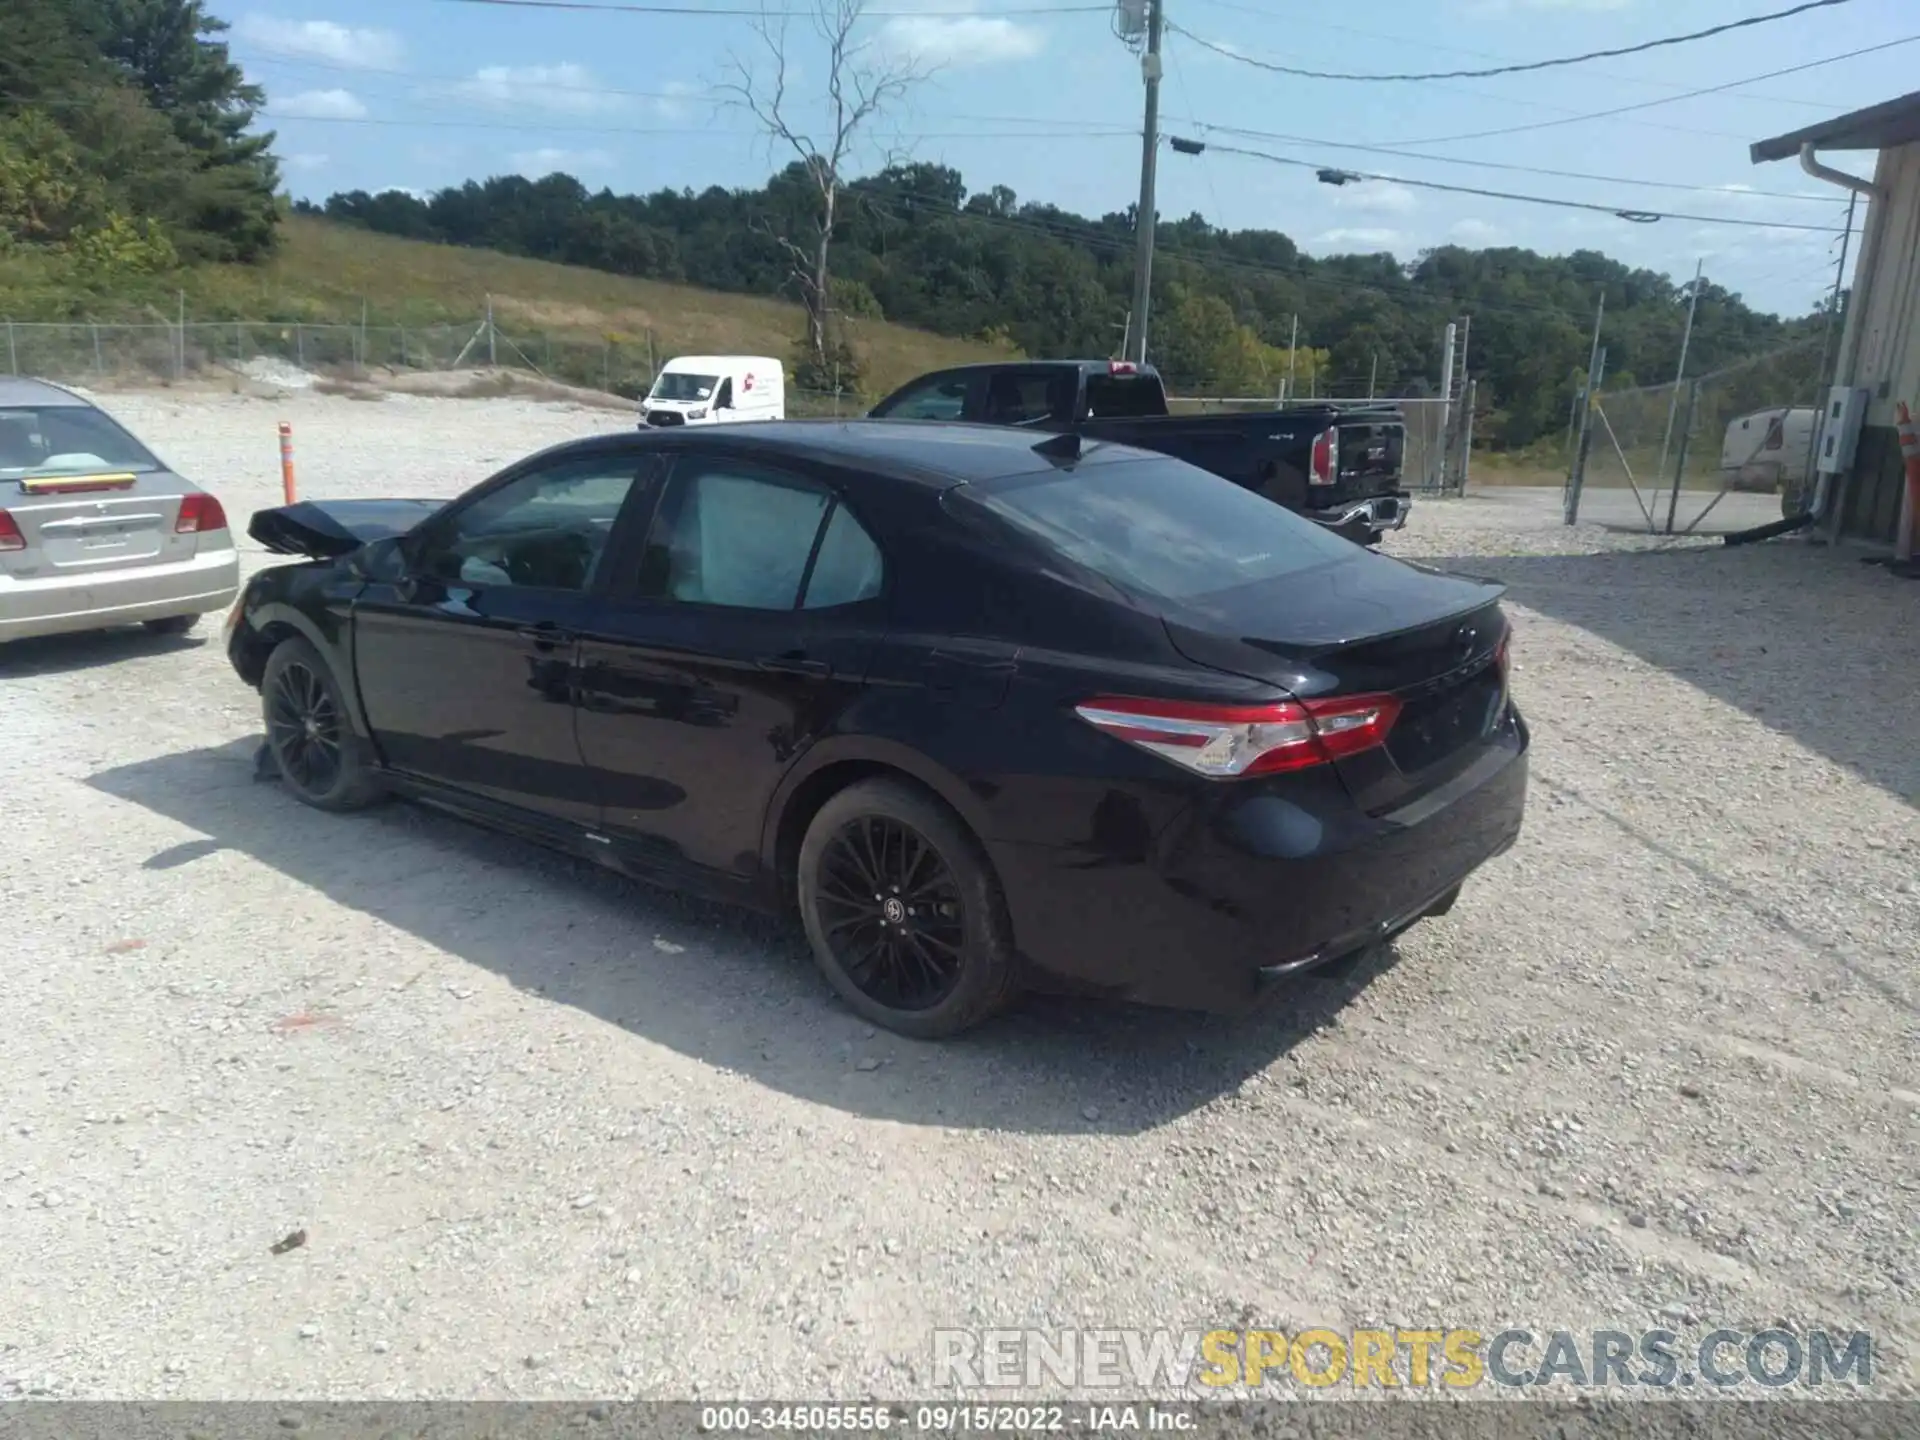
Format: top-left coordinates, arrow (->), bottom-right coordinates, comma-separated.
867,359 -> 1410,545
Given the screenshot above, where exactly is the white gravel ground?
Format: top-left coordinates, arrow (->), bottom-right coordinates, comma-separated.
2,388 -> 1916,1402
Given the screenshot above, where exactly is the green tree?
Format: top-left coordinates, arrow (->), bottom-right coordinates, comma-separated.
85,0 -> 280,260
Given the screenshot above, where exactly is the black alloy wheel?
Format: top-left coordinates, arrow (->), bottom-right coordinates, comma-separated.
259,636 -> 385,812
797,778 -> 1019,1038
815,815 -> 967,1011
268,656 -> 343,795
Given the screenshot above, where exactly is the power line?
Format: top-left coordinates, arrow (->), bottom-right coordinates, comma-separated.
1165,0 -> 1854,82
1178,0 -> 1841,110
231,49 -> 1854,198
1385,35 -> 1920,146
1190,140 -> 1846,233
262,109 -> 1136,138
1169,117 -> 1846,203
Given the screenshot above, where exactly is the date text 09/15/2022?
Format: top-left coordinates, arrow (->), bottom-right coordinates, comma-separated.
698,1405 -> 1193,1433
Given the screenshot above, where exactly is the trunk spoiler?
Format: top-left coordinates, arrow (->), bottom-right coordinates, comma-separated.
249,499 -> 443,559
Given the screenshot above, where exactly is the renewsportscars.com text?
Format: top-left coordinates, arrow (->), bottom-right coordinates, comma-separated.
931,1327 -> 1874,1391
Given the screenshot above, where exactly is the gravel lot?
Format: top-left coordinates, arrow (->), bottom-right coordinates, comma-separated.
2,387 -> 1916,1402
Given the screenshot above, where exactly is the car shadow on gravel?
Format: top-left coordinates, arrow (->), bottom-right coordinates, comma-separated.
1435,544 -> 1920,810
89,739 -> 1400,1136
0,626 -> 208,676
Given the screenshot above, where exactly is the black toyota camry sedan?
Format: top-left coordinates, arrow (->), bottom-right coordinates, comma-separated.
227,421 -> 1527,1038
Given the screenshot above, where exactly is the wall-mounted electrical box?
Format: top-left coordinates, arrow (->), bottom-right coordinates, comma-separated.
1814,385 -> 1869,475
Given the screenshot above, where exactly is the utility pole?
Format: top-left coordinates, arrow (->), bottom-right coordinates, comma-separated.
1285,314 -> 1298,401
1367,351 -> 1377,400
1126,0 -> 1164,365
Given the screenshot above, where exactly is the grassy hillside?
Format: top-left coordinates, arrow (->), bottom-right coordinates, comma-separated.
7,214 -> 1020,398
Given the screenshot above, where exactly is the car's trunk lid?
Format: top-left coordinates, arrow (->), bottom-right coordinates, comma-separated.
1160,553 -> 1510,815
249,498 -> 443,559
1332,411 -> 1405,493
2,471 -> 189,577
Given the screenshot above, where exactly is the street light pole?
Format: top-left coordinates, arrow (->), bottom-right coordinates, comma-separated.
1127,0 -> 1163,365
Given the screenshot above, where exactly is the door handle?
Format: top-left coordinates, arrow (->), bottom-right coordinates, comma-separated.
757,652 -> 830,678
518,622 -> 576,648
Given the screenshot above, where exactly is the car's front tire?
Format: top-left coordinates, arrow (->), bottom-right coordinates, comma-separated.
797,778 -> 1019,1039
260,636 -> 385,812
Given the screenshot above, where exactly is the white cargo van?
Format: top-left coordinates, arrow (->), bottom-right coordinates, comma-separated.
1720,405 -> 1814,493
639,356 -> 784,428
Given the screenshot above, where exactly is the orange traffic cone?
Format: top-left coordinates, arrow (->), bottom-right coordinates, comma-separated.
1896,401 -> 1920,565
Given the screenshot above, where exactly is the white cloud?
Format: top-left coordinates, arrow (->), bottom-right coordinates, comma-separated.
456,63 -> 624,115
1312,227 -> 1410,252
509,147 -> 615,174
236,16 -> 403,69
1450,218 -> 1503,246
283,151 -> 330,171
275,88 -> 368,119
1332,179 -> 1416,215
878,14 -> 1045,67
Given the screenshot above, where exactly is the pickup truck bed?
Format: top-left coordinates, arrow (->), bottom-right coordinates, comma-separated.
867,360 -> 1411,544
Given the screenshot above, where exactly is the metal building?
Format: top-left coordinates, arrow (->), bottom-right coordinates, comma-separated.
1752,89 -> 1920,546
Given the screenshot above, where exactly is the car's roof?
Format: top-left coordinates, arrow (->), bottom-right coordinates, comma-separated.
570,419 -> 1161,489
899,360 -> 1161,379
660,355 -> 781,371
0,376 -> 91,408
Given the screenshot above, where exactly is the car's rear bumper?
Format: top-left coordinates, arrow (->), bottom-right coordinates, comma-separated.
0,545 -> 240,642
1305,489 -> 1411,534
987,708 -> 1528,1012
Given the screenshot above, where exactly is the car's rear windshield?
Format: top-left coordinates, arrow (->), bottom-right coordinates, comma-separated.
1083,373 -> 1168,419
967,455 -> 1356,601
0,405 -> 163,480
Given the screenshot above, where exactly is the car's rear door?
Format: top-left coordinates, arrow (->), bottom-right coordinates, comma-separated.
574,450 -> 887,884
349,446 -> 657,827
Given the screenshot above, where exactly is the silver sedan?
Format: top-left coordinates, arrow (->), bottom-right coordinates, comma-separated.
0,377 -> 239,644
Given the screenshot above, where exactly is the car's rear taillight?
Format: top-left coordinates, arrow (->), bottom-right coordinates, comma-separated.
1108,360 -> 1138,375
176,493 -> 228,534
1074,692 -> 1400,778
1309,425 -> 1338,485
1495,630 -> 1511,678
0,509 -> 23,553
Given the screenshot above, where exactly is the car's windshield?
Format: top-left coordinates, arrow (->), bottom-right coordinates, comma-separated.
650,373 -> 719,403
967,455 -> 1356,601
0,404 -> 163,480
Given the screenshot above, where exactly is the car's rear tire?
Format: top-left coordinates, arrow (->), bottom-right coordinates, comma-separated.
797,778 -> 1019,1039
260,636 -> 385,812
143,614 -> 198,636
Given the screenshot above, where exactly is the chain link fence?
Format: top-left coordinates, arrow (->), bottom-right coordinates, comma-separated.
1564,337 -> 1827,536
0,315 -> 863,417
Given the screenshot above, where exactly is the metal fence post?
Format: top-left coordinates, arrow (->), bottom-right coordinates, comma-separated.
5,319 -> 16,375
295,324 -> 305,370
91,323 -> 102,375
1664,378 -> 1701,536
1458,379 -> 1476,496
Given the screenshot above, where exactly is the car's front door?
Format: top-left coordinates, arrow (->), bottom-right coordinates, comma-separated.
351,448 -> 654,827
573,451 -> 888,885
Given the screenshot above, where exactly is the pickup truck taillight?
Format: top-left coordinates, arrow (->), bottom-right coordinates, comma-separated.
1309,425 -> 1339,485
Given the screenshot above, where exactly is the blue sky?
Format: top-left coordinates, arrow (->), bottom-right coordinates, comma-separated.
231,0 -> 1915,317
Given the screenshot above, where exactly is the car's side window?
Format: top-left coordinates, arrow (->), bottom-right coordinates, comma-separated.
874,374 -> 970,421
802,501 -> 884,609
638,460 -> 834,610
414,455 -> 641,592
